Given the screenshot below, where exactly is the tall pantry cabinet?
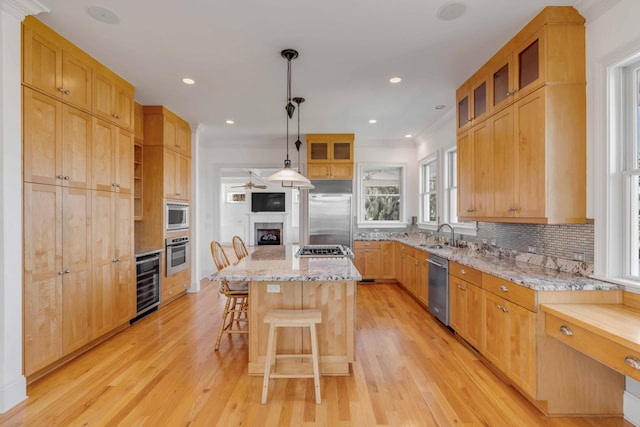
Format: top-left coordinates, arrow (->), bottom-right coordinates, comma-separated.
22,17 -> 135,380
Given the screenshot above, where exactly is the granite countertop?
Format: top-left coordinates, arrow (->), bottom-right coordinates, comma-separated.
211,245 -> 362,282
356,233 -> 619,292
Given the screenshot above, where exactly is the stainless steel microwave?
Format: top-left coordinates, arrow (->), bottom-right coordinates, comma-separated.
166,202 -> 189,231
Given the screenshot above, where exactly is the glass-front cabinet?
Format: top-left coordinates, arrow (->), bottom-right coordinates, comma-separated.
456,69 -> 489,133
307,134 -> 355,179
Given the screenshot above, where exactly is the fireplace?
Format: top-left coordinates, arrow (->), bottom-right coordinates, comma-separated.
255,222 -> 283,246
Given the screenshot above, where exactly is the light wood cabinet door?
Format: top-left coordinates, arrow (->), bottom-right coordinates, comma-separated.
92,118 -> 134,193
403,253 -> 418,296
471,120 -> 493,217
176,119 -> 191,156
163,149 -> 190,200
465,282 -> 484,351
491,105 -> 516,217
24,89 -> 92,188
514,88 -> 546,219
23,88 -> 62,186
61,187 -> 92,354
490,51 -> 516,112
116,128 -> 134,194
417,257 -> 429,305
395,243 -> 405,286
23,183 -> 63,375
91,191 -> 134,337
483,291 -> 507,371
449,276 -> 467,334
514,27 -> 545,100
61,50 -> 92,111
306,134 -> 354,178
380,241 -> 395,279
457,131 -> 472,218
92,66 -> 134,131
363,248 -> 381,280
507,302 -> 537,397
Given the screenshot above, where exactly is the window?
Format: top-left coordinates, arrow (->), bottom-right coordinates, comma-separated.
623,60 -> 640,280
419,156 -> 437,223
445,148 -> 459,224
358,163 -> 406,227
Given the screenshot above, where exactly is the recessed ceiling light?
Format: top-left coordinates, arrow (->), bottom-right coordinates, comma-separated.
368,119 -> 377,124
182,77 -> 195,85
405,134 -> 413,138
87,6 -> 119,24
225,120 -> 235,125
437,2 -> 467,21
389,77 -> 402,84
435,104 -> 446,110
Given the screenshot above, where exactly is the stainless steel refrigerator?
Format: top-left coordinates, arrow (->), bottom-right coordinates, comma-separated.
306,180 -> 353,249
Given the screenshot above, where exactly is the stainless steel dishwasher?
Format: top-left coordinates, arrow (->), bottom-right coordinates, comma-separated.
427,254 -> 449,325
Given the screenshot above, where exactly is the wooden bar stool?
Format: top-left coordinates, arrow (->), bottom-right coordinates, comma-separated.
261,309 -> 322,404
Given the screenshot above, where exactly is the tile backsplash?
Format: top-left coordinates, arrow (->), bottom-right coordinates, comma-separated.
471,222 -> 594,263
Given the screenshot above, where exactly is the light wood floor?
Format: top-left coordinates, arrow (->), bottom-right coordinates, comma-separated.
0,280 -> 633,426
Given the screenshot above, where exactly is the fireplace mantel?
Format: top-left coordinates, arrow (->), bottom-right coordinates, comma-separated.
247,212 -> 290,246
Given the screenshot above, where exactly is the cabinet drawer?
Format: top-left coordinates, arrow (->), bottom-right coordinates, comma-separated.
354,241 -> 381,249
545,313 -> 640,382
482,273 -> 536,311
450,261 -> 482,284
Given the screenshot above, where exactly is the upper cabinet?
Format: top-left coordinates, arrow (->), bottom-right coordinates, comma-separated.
143,106 -> 192,157
92,64 -> 135,132
456,6 -> 586,224
306,134 -> 354,179
23,16 -> 135,132
22,18 -> 93,111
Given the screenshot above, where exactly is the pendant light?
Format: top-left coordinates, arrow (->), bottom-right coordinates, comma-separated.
265,49 -> 312,188
292,96 -> 314,190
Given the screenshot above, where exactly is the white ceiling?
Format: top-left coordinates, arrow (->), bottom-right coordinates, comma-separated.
36,0 -> 583,146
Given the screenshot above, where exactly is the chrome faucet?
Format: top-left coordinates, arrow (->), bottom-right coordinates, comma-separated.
437,223 -> 456,247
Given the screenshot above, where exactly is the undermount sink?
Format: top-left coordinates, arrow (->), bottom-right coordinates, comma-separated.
420,244 -> 444,249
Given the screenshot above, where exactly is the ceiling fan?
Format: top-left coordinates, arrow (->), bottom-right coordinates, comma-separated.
232,171 -> 267,190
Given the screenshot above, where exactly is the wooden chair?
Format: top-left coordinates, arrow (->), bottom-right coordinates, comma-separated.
232,235 -> 249,261
261,309 -> 322,404
210,241 -> 248,351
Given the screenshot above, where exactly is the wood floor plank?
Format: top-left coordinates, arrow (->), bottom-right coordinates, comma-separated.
0,280 -> 634,426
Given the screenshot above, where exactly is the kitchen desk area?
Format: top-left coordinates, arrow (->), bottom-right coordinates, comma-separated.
211,245 -> 361,376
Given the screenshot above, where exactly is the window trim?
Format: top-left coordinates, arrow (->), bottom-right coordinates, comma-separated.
356,162 -> 408,228
418,154 -> 438,226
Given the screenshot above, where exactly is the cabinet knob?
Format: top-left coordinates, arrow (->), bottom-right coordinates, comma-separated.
64,176 -> 70,180
625,356 -> 640,370
57,175 -> 64,180
116,184 -> 121,188
113,258 -> 118,263
499,285 -> 509,292
458,285 -> 466,291
506,89 -> 516,96
460,269 -> 466,275
559,325 -> 573,336
64,269 -> 71,274
112,183 -> 117,187
112,113 -> 121,119
175,144 -> 181,149
497,304 -> 504,311
502,306 -> 509,313
58,271 -> 65,276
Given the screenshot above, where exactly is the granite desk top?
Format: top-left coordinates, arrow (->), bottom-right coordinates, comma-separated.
356,234 -> 619,292
211,245 -> 362,282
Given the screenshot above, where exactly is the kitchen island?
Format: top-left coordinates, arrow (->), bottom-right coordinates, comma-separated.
211,245 -> 361,376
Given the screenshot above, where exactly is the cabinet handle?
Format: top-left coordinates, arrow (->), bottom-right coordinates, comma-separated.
113,258 -> 118,263
506,89 -> 516,96
58,271 -> 65,276
112,113 -> 121,119
559,325 -> 573,336
116,184 -> 121,188
466,209 -> 474,212
175,144 -> 181,149
625,356 -> 640,370
176,193 -> 181,196
499,285 -> 509,292
64,269 -> 71,274
497,304 -> 504,311
502,306 -> 509,313
112,183 -> 117,187
458,285 -> 466,291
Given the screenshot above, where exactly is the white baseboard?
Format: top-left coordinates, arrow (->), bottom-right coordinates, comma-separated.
0,375 -> 27,414
624,390 -> 640,427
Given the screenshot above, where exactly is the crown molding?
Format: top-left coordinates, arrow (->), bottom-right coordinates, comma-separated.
573,0 -> 621,23
1,0 -> 49,20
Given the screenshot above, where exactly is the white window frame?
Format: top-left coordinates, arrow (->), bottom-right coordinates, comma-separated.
444,146 -> 477,233
418,154 -> 438,226
357,162 -> 407,228
592,48 -> 640,291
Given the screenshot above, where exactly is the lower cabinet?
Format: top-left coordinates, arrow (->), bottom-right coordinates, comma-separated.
449,275 -> 484,351
354,241 -> 395,281
163,268 -> 190,304
23,184 -> 92,374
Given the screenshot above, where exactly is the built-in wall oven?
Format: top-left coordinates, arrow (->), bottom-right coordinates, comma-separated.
133,251 -> 161,322
166,235 -> 190,276
166,202 -> 189,232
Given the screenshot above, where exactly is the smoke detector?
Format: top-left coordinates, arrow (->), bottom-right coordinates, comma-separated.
437,2 -> 467,21
87,6 -> 119,24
